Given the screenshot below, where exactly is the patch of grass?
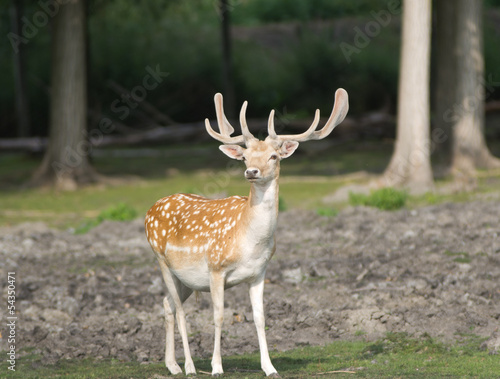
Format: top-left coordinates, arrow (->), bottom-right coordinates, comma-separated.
3,333 -> 498,378
349,187 -> 408,210
278,195 -> 287,211
316,207 -> 338,217
75,203 -> 138,234
444,251 -> 472,264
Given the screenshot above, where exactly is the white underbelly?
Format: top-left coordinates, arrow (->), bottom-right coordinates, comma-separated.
225,255 -> 270,288
170,264 -> 211,292
170,256 -> 271,292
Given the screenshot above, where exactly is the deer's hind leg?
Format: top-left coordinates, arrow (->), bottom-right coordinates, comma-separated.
158,260 -> 195,375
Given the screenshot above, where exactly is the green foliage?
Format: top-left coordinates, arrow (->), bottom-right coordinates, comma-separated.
75,203 -> 137,234
233,0 -> 397,24
98,202 -> 138,222
349,188 -> 408,210
485,0 -> 500,7
3,0 -> 500,137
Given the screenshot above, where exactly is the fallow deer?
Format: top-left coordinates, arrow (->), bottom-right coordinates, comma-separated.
145,89 -> 349,377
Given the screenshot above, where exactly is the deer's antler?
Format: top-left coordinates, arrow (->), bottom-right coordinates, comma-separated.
268,88 -> 349,143
205,93 -> 257,145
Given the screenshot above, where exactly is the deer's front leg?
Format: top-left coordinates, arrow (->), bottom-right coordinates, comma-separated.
210,272 -> 226,376
249,274 -> 279,377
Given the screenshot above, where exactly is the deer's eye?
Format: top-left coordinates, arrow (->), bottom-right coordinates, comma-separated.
269,155 -> 278,161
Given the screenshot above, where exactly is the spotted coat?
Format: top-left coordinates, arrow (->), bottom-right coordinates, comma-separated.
145,193 -> 251,272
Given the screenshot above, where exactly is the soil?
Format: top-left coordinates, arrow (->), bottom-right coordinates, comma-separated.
1,200 -> 500,366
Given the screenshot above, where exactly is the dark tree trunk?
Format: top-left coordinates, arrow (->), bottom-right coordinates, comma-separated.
433,0 -> 457,163
31,0 -> 98,190
220,0 -> 236,118
10,0 -> 30,138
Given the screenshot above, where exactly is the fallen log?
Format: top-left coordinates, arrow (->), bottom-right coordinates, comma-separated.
0,123 -> 207,152
0,113 -> 397,153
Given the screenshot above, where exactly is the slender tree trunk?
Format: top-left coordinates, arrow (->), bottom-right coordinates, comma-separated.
10,0 -> 30,138
31,0 -> 98,190
380,0 -> 433,194
433,0 -> 457,164
220,0 -> 236,118
451,0 -> 500,177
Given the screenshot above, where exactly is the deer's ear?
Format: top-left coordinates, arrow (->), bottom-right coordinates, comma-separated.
279,141 -> 299,159
219,145 -> 246,160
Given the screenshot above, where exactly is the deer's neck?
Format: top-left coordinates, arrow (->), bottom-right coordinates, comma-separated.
243,178 -> 279,244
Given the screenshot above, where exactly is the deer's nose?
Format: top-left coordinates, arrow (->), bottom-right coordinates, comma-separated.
245,168 -> 260,178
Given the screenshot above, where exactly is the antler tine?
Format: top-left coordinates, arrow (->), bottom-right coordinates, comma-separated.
215,93 -> 235,135
267,109 -> 277,139
313,88 -> 349,140
205,93 -> 245,145
239,101 -> 257,143
273,88 -> 349,143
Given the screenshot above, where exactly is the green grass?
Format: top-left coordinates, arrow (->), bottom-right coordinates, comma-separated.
2,333 -> 497,378
74,202 -> 138,234
349,187 -> 408,210
444,251 -> 472,264
316,207 -> 339,217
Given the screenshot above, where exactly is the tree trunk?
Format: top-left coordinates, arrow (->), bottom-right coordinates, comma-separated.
220,0 -> 236,118
10,0 -> 30,138
31,0 -> 98,190
451,0 -> 500,177
380,0 -> 433,194
433,0 -> 457,164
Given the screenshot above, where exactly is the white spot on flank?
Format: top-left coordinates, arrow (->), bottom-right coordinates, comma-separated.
166,243 -> 192,254
162,229 -> 166,236
154,220 -> 158,227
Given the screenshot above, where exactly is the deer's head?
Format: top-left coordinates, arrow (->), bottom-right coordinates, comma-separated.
205,89 -> 349,184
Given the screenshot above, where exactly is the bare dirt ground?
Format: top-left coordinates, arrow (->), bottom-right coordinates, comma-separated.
1,200 -> 500,366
